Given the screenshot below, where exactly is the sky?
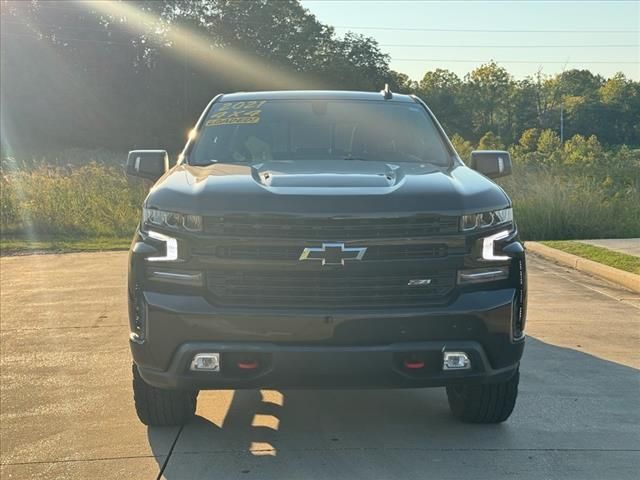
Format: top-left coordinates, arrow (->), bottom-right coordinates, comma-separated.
300,0 -> 640,81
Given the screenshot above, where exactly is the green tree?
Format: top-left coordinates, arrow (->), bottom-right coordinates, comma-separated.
598,73 -> 640,145
506,79 -> 540,144
0,0 -> 392,156
464,62 -> 513,138
388,70 -> 417,93
558,69 -> 604,99
519,128 -> 541,152
556,70 -> 613,145
599,72 -> 631,104
450,134 -> 474,161
526,72 -> 563,131
323,33 -> 390,90
417,69 -> 465,136
536,129 -> 562,164
563,134 -> 604,167
477,131 -> 504,150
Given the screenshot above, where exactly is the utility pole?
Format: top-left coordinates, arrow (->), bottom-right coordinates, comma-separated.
560,104 -> 564,144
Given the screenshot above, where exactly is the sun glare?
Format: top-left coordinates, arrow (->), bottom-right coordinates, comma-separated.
79,0 -> 321,90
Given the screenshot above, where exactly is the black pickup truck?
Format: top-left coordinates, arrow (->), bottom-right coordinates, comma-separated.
126,89 -> 526,426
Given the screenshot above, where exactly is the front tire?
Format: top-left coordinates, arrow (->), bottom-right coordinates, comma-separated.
446,368 -> 519,423
132,364 -> 197,426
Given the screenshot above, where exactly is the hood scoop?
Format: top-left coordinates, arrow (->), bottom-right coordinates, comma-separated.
254,160 -> 402,188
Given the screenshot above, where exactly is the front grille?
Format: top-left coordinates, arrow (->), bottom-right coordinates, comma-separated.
200,214 -> 462,308
204,214 -> 459,239
207,269 -> 456,308
200,244 -> 454,261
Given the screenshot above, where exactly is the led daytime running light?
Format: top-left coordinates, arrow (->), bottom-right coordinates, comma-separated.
147,230 -> 178,262
482,229 -> 510,261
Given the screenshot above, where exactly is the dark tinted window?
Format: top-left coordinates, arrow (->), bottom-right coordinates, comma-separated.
190,100 -> 451,166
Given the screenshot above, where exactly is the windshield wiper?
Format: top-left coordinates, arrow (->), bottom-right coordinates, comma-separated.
343,155 -> 368,161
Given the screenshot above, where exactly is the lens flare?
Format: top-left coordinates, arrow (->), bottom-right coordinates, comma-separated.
79,0 -> 322,90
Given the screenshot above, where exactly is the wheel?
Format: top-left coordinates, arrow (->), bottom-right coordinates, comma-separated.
132,363 -> 197,426
446,369 -> 519,423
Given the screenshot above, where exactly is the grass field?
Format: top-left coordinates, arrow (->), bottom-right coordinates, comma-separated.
498,168 -> 639,241
1,162 -> 147,238
541,241 -> 640,274
0,236 -> 130,256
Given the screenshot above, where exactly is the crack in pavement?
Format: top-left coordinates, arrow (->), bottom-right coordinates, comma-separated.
0,454 -> 162,466
3,447 -> 638,467
159,447 -> 640,456
0,324 -> 126,332
157,425 -> 185,480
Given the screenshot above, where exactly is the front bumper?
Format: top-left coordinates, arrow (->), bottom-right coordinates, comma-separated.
136,340 -> 521,390
130,287 -> 524,390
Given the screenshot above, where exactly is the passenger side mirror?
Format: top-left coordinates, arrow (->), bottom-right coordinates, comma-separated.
470,150 -> 512,179
126,150 -> 169,182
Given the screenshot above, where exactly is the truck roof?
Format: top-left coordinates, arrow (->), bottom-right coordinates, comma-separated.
218,90 -> 416,103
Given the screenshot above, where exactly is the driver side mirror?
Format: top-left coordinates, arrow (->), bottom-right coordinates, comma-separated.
126,150 -> 169,182
470,150 -> 512,179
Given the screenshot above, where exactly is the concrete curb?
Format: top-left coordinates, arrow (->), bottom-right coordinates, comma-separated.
526,242 -> 640,293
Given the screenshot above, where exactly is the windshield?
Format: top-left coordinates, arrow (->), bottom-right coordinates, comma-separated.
190,100 -> 451,166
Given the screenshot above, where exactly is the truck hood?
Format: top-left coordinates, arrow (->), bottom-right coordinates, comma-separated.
145,160 -> 510,216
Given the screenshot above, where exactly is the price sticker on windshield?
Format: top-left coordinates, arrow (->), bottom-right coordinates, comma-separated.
206,101 -> 267,126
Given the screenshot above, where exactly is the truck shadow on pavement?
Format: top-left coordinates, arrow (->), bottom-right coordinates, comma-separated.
146,337 -> 640,479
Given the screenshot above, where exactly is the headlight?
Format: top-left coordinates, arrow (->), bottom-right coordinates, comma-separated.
143,208 -> 203,232
461,207 -> 512,232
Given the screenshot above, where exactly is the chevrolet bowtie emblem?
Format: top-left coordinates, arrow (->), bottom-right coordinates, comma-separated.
299,243 -> 367,266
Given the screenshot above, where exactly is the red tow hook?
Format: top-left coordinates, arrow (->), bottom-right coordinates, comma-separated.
237,360 -> 259,370
403,359 -> 425,370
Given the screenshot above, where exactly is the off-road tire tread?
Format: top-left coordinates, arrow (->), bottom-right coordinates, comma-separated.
132,364 -> 197,426
446,369 -> 519,423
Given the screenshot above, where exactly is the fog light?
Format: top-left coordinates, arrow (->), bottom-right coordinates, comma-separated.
443,352 -> 471,370
190,353 -> 220,372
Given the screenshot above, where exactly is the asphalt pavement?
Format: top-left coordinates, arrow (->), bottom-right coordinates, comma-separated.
0,251 -> 639,479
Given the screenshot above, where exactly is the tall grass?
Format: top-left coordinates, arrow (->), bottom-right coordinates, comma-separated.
500,167 -> 639,240
1,158 -> 638,242
1,162 -> 147,237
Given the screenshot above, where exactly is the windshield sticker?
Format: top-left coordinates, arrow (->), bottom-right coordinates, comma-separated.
217,101 -> 267,112
206,101 -> 267,126
206,116 -> 261,126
